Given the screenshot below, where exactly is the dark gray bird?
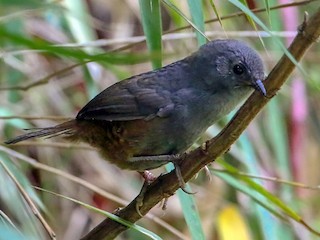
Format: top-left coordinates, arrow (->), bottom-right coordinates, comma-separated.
6,39 -> 266,184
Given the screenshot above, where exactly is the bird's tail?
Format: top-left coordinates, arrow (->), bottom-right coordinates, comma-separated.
5,120 -> 76,144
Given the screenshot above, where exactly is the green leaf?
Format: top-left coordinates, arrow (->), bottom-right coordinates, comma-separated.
264,0 -> 271,25
215,160 -> 301,221
36,187 -> 162,240
0,156 -> 47,239
187,0 -> 206,46
0,225 -> 28,240
162,0 -> 209,42
139,0 -> 162,69
208,0 -> 223,27
166,164 -> 205,240
238,0 -> 259,35
62,0 -> 100,98
0,26 -> 157,65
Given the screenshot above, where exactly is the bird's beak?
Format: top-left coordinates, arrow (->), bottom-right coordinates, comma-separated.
253,79 -> 266,96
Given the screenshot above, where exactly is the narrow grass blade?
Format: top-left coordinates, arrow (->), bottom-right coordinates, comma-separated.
139,0 -> 162,69
166,163 -> 205,240
36,187 -> 162,240
187,0 -> 206,46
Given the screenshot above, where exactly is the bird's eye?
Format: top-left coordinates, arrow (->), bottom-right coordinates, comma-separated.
233,64 -> 245,75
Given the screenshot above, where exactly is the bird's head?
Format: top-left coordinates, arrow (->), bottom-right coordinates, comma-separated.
193,39 -> 266,96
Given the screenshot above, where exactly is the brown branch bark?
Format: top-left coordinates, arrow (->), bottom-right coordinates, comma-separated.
81,7 -> 320,240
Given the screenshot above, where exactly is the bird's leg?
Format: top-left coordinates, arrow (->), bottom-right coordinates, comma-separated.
131,154 -> 193,215
140,170 -> 157,183
136,171 -> 170,216
161,197 -> 169,211
130,154 -> 189,190
130,154 -> 181,166
136,170 -> 157,217
130,154 -> 194,214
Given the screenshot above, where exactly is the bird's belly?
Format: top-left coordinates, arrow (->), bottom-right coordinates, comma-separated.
75,117 -> 206,171
134,117 -> 204,156
78,119 -> 178,170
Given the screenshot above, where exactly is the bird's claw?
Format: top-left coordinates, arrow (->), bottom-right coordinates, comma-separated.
173,161 -> 196,195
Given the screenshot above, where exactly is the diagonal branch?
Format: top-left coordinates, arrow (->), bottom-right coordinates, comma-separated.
82,7 -> 320,240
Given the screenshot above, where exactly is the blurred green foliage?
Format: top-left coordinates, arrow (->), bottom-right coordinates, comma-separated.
1,0 -> 320,239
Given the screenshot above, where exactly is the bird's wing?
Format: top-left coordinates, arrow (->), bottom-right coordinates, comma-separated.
76,75 -> 175,121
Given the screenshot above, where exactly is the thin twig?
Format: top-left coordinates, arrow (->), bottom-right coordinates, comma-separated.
211,168 -> 320,190
0,146 -> 127,205
0,159 -> 56,239
1,31 -> 297,54
0,63 -> 83,91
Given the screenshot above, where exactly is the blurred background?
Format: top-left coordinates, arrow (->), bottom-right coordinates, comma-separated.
1,0 -> 320,239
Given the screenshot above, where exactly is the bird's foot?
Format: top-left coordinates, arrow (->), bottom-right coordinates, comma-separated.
136,170 -> 157,217
133,154 -> 195,216
172,160 -> 196,194
203,165 -> 212,182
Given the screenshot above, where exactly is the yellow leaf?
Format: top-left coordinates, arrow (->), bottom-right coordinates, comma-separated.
217,204 -> 251,240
